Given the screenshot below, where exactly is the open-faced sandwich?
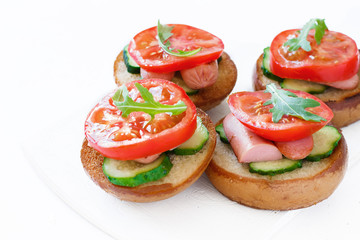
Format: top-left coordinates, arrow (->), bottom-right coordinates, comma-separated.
206,83 -> 348,210
253,18 -> 360,127
114,21 -> 237,111
81,79 -> 216,202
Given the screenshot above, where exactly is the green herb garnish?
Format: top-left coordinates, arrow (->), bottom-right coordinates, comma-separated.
264,83 -> 326,123
157,20 -> 201,57
112,83 -> 187,118
284,18 -> 328,52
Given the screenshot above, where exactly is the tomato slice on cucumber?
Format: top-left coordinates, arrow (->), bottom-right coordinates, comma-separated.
228,90 -> 333,142
270,29 -> 359,82
85,79 -> 197,160
128,24 -> 224,73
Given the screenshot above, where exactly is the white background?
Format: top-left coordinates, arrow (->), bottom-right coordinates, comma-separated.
2,0 -> 360,239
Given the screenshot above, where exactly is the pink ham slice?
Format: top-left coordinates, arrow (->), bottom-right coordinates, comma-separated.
140,68 -> 175,81
321,74 -> 359,90
223,113 -> 282,163
275,135 -> 314,160
180,60 -> 218,89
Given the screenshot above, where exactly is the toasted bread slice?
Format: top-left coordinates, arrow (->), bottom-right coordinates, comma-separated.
114,51 -> 237,111
253,53 -> 360,128
206,120 -> 348,210
81,109 -> 216,202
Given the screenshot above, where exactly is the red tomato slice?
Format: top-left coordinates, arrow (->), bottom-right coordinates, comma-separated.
270,29 -> 359,82
228,90 -> 333,142
128,24 -> 224,73
84,79 -> 197,160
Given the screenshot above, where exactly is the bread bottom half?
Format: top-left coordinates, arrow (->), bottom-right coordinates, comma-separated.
81,109 -> 216,202
206,132 -> 348,210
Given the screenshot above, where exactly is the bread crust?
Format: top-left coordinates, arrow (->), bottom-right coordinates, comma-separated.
114,51 -> 237,111
253,53 -> 360,128
81,109 -> 216,202
206,120 -> 348,210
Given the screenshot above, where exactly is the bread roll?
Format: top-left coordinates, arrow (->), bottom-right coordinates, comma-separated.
253,53 -> 360,128
206,121 -> 348,210
81,109 -> 216,202
114,51 -> 237,111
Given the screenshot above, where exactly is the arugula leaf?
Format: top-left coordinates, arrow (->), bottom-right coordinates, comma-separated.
112,83 -> 187,118
157,20 -> 202,57
263,83 -> 326,123
284,18 -> 328,52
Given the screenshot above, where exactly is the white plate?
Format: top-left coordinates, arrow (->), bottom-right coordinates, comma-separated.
22,85 -> 360,240
19,2 -> 360,237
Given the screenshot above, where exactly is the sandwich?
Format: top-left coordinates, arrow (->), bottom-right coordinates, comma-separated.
253,18 -> 360,127
114,21 -> 237,111
206,83 -> 348,210
81,78 -> 216,202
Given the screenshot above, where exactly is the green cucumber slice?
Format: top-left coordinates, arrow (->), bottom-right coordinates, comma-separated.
215,123 -> 229,144
171,77 -> 199,96
261,47 -> 284,82
103,153 -> 172,187
249,159 -> 303,176
306,126 -> 342,162
173,117 -> 209,155
123,44 -> 140,74
280,78 -> 327,94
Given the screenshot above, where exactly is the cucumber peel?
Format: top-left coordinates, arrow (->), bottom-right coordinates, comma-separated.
103,153 -> 172,187
123,44 -> 140,74
215,123 -> 229,144
173,117 -> 209,155
281,78 -> 327,94
262,47 -> 284,82
249,159 -> 303,176
306,126 -> 341,162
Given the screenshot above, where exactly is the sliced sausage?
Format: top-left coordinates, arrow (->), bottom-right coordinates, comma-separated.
140,68 -> 174,81
322,74 -> 359,90
223,113 -> 282,163
180,60 -> 218,89
133,153 -> 161,164
275,135 -> 314,160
